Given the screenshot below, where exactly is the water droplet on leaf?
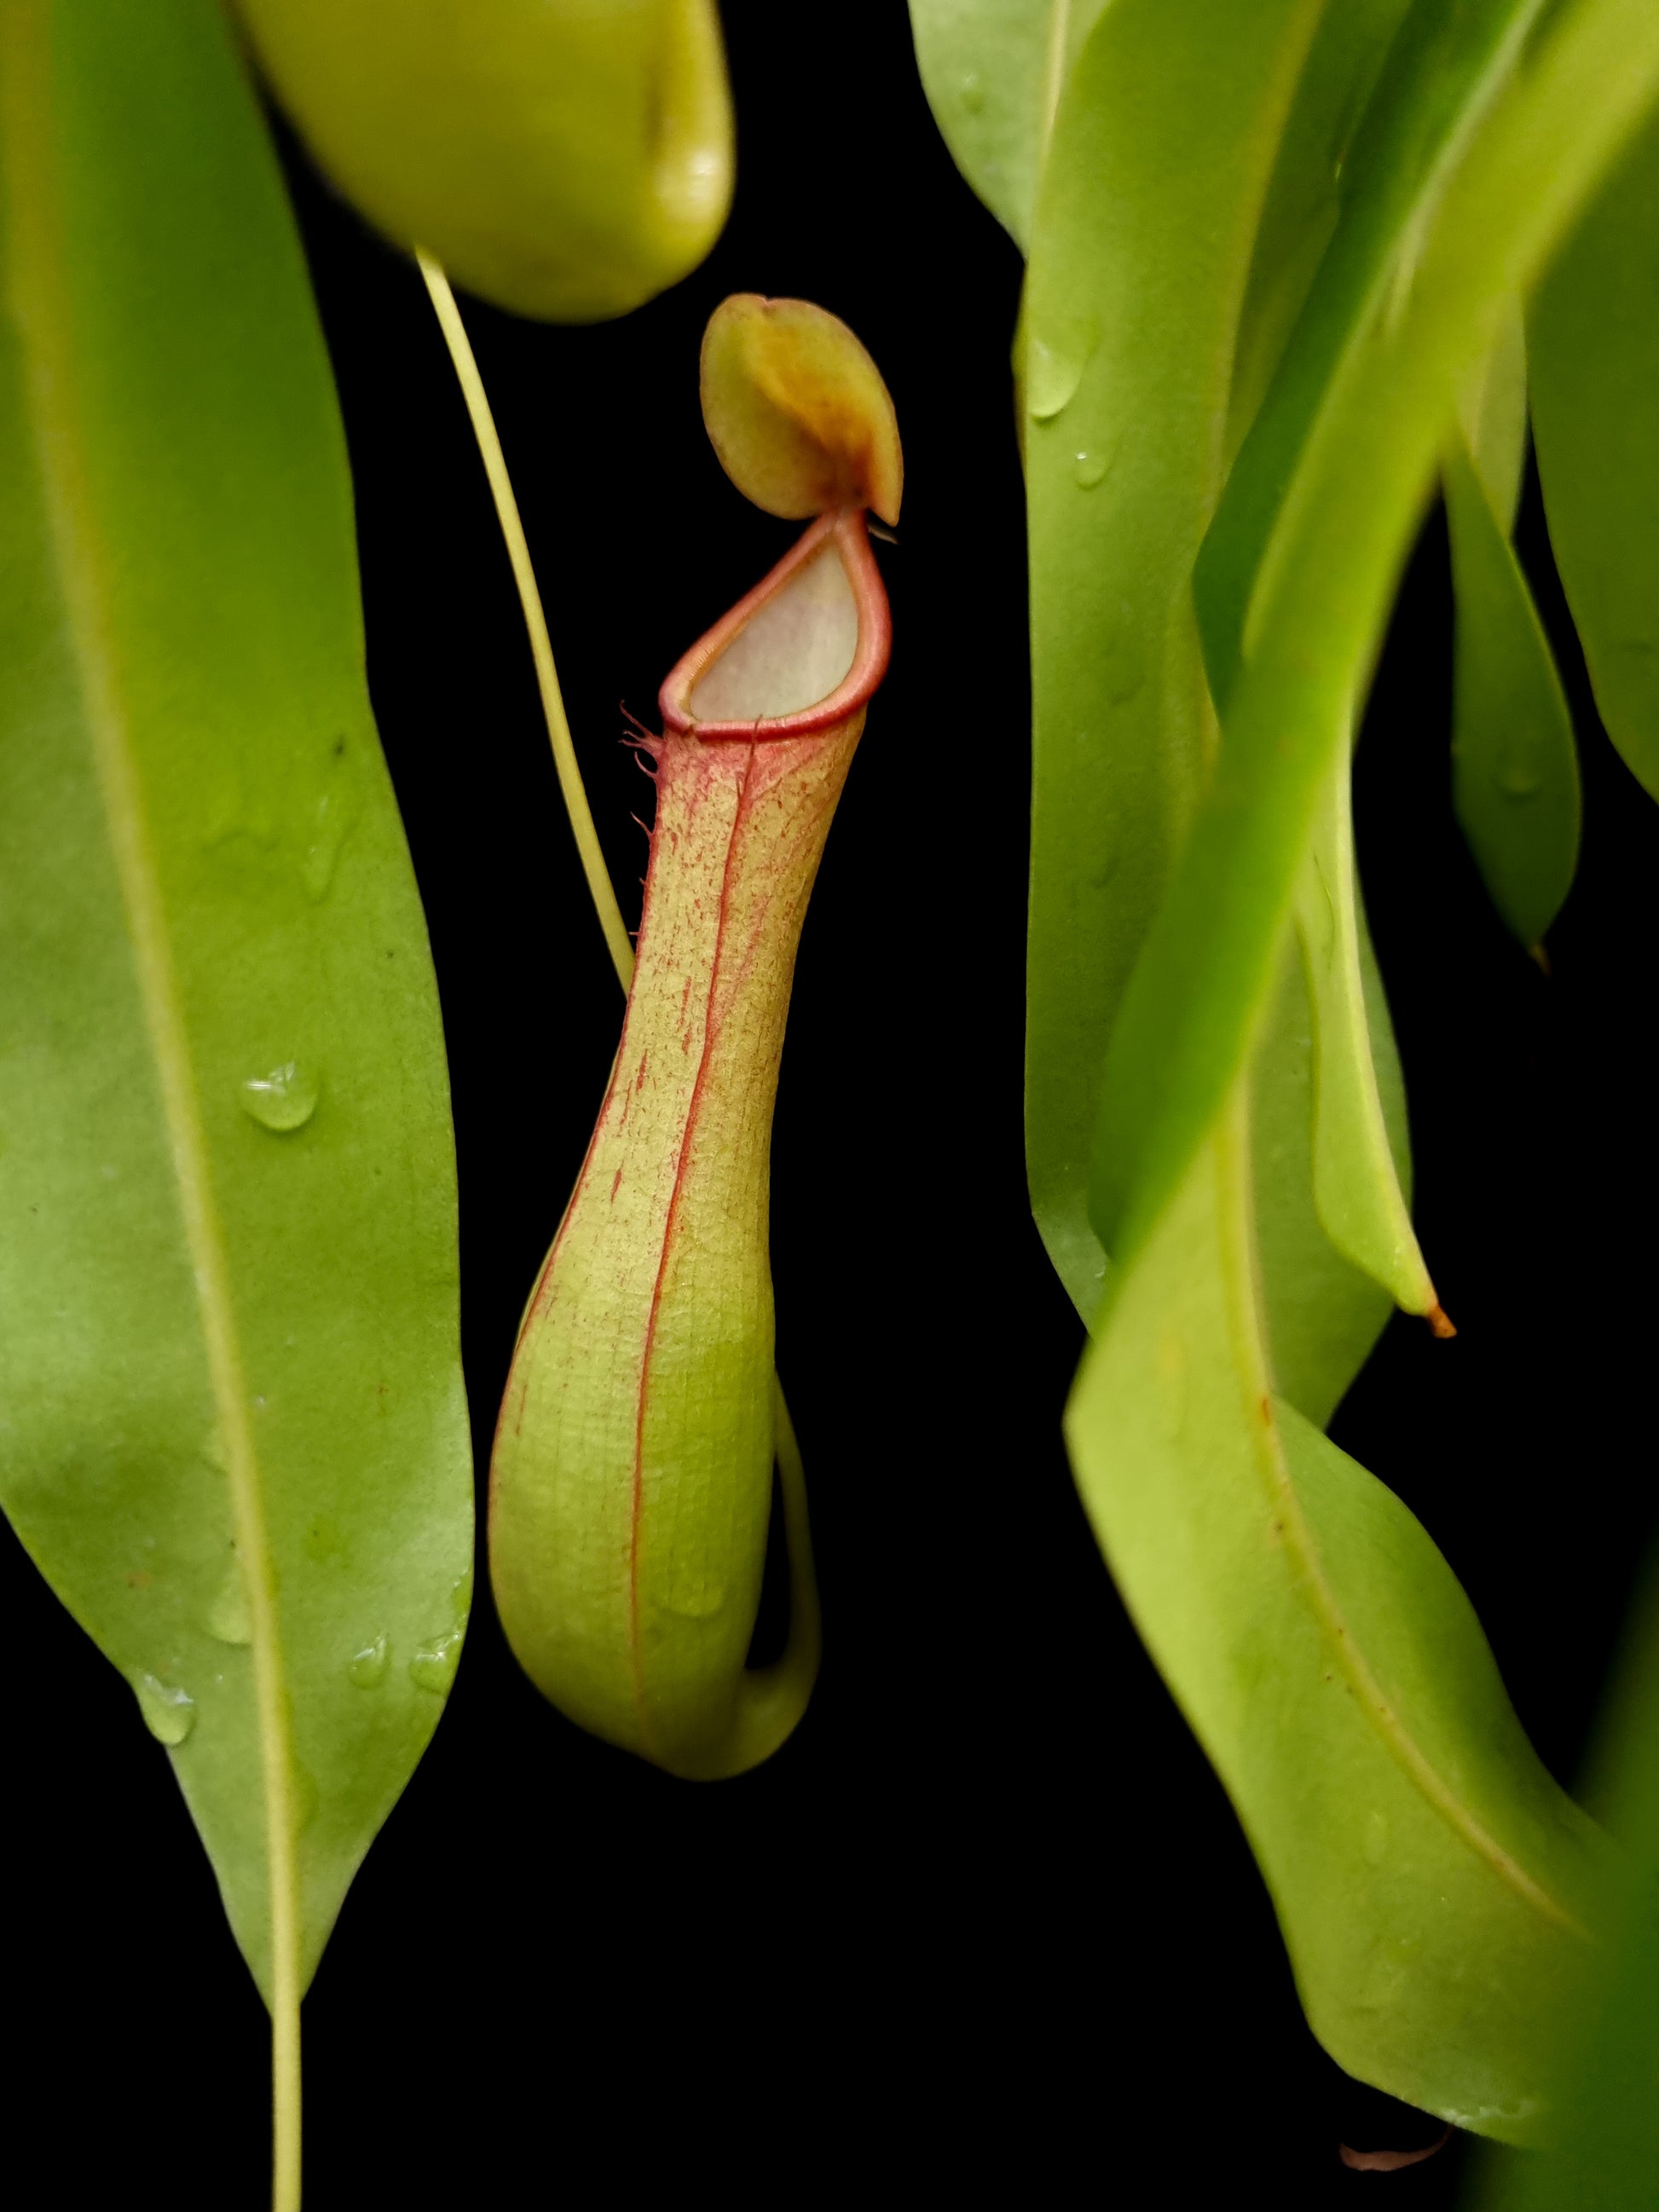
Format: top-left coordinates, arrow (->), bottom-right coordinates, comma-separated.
408,1631 -> 462,1695
240,1061 -> 319,1132
1073,448 -> 1110,489
664,1571 -> 727,1620
133,1672 -> 197,1746
959,70 -> 985,113
1027,336 -> 1089,421
349,1635 -> 389,1689
205,1558 -> 252,1646
299,734 -> 361,900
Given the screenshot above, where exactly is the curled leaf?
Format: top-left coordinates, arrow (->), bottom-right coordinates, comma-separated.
1250,922 -> 1408,1430
1447,440 -> 1581,950
1069,1088 -> 1605,2140
700,293 -> 904,525
1294,732 -> 1444,1326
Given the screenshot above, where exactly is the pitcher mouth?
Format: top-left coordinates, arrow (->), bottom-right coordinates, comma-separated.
657,507 -> 892,742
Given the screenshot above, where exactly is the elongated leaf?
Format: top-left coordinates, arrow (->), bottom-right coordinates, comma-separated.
916,0 -> 1422,1397
1022,0 -> 1326,1322
1228,0 -> 1414,453
1251,909 -> 1410,1429
0,0 -> 471,2029
1529,109 -> 1659,802
1460,298 -> 1529,528
1194,0 -> 1552,714
1447,442 -> 1581,949
907,0 -> 1107,250
1094,0 -> 1659,1271
1067,1089 -> 1604,2136
1294,733 -> 1441,1320
1221,0 -> 1440,1370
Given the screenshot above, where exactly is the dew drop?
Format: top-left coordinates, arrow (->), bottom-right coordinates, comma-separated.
1026,336 -> 1088,422
959,70 -> 985,114
665,1571 -> 727,1620
1072,448 -> 1110,489
408,1630 -> 463,1695
205,1558 -> 252,1646
299,735 -> 361,901
448,1569 -> 473,1627
240,1061 -> 319,1133
133,1672 -> 197,1746
1365,1809 -> 1389,1866
302,794 -> 346,901
349,1634 -> 389,1689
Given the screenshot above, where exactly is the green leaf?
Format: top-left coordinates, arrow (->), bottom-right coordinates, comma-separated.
1446,300 -> 1581,952
907,0 -> 1108,250
1460,297 -> 1529,527
0,0 -> 471,2049
1022,0 -> 1327,1322
1529,108 -> 1659,802
1015,0 -> 1419,1418
1223,0 -> 1441,1358
1066,1088 -> 1605,2136
1194,0 -> 1554,717
1294,733 -> 1442,1320
1250,907 -> 1409,1429
1094,0 -> 1659,1273
1447,439 -> 1581,950
1227,0 -> 1415,456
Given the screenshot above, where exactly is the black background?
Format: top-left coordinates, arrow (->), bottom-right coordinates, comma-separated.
5,4 -> 1657,2203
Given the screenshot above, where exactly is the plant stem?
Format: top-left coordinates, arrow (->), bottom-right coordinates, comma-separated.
273,1996 -> 301,2212
416,251 -> 636,990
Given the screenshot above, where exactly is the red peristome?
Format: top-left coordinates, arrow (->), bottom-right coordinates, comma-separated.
657,506 -> 891,742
